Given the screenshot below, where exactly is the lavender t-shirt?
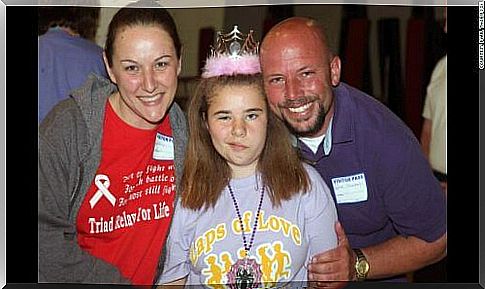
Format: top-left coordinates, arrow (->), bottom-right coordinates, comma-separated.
158,164 -> 338,287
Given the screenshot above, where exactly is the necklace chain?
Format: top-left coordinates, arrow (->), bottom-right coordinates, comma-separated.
227,182 -> 265,257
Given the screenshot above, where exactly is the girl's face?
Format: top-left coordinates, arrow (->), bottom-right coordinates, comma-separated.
206,84 -> 268,179
105,25 -> 181,129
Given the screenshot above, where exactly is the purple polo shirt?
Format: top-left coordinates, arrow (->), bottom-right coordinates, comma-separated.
298,83 -> 446,281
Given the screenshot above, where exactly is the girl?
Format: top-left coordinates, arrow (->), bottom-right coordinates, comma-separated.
158,27 -> 337,289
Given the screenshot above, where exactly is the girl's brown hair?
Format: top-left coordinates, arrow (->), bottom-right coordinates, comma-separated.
181,74 -> 309,210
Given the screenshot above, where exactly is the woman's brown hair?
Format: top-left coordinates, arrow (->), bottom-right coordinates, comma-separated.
181,74 -> 309,210
104,6 -> 181,68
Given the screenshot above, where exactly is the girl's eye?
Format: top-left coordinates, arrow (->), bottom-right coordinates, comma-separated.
246,113 -> 258,121
217,115 -> 231,121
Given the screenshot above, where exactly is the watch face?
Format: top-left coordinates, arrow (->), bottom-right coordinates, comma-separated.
357,260 -> 370,274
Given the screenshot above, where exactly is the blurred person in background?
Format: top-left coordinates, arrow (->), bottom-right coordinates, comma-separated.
38,5 -> 107,122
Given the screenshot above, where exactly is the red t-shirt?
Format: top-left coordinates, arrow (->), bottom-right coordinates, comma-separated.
77,101 -> 176,285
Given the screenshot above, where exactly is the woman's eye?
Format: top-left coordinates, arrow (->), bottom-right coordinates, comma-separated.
125,65 -> 138,72
155,61 -> 168,69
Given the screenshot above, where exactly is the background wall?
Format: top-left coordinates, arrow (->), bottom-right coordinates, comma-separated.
96,6 -> 226,77
92,4 -> 446,135
95,5 -> 341,78
95,5 -> 444,90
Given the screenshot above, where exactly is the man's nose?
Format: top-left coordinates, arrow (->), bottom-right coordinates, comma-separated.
285,77 -> 302,100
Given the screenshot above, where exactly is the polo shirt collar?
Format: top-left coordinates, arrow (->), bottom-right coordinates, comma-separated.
293,109 -> 333,157
331,83 -> 354,145
322,117 -> 333,155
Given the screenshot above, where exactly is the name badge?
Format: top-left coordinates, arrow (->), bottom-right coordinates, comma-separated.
331,173 -> 368,204
153,133 -> 174,160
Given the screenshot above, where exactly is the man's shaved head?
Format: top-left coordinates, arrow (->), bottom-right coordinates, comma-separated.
261,17 -> 334,61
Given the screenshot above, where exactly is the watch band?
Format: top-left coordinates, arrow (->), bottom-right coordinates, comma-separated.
353,248 -> 370,281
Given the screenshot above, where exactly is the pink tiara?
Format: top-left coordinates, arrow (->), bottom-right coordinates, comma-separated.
201,25 -> 261,78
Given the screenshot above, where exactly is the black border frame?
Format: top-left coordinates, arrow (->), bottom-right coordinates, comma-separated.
3,4 -> 482,289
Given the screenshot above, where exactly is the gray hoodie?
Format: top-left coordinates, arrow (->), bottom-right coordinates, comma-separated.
38,74 -> 187,284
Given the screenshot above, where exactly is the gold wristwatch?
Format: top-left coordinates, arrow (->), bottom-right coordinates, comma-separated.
353,248 -> 370,281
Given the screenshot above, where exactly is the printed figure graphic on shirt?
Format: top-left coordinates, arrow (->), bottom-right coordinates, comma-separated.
257,246 -> 273,285
203,255 -> 225,289
193,212 -> 300,288
272,243 -> 291,281
201,246 -> 292,288
222,253 -> 234,275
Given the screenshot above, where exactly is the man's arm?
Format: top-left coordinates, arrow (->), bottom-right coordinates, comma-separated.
356,233 -> 446,279
307,222 -> 446,281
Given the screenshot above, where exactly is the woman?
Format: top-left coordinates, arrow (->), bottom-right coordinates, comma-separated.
158,27 -> 337,289
38,6 -> 187,285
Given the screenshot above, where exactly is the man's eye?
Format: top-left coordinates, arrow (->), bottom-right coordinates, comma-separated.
269,77 -> 284,85
302,71 -> 314,77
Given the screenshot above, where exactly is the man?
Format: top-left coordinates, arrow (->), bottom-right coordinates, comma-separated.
260,17 -> 446,284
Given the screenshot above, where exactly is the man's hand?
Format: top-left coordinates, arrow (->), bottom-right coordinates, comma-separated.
307,222 -> 355,288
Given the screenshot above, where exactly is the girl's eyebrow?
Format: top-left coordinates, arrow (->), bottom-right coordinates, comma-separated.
212,108 -> 263,115
212,110 -> 231,115
245,108 -> 264,113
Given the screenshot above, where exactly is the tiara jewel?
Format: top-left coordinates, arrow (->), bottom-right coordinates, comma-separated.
201,25 -> 261,78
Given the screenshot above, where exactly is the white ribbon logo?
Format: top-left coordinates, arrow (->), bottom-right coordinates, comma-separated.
89,174 -> 116,208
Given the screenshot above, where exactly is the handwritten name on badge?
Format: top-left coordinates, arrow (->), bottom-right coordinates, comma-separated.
153,133 -> 174,160
331,173 -> 368,204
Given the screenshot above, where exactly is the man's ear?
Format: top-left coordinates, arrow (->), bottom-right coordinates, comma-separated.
330,56 -> 341,87
103,52 -> 117,84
